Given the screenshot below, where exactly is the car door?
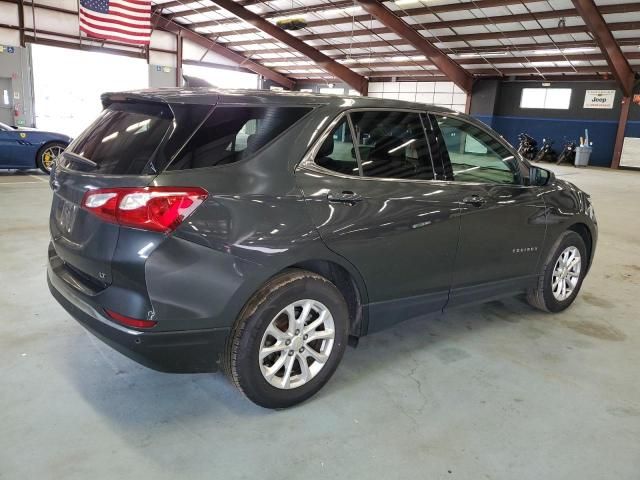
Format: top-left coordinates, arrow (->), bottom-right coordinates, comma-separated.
428,112 -> 547,307
296,109 -> 461,333
0,123 -> 28,167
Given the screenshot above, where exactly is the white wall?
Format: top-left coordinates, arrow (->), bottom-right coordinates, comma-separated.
368,81 -> 467,112
182,64 -> 258,89
31,44 -> 148,136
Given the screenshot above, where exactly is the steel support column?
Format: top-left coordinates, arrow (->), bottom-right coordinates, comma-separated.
17,0 -> 25,46
611,96 -> 631,169
175,31 -> 182,87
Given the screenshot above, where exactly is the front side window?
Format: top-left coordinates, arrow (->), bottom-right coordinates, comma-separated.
313,117 -> 359,176
350,110 -> 434,180
434,114 -> 520,185
169,106 -> 311,170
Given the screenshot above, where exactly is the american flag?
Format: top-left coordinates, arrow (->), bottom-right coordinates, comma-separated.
79,0 -> 152,45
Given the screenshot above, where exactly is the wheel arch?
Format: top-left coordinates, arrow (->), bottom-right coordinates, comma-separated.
287,259 -> 368,339
567,222 -> 593,272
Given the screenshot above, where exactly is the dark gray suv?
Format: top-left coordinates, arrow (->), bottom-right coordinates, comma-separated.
47,89 -> 597,408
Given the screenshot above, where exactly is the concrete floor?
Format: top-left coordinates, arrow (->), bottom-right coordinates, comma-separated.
1,165 -> 639,479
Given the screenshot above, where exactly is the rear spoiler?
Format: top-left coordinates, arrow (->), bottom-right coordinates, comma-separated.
101,92 -> 172,109
100,88 -> 219,109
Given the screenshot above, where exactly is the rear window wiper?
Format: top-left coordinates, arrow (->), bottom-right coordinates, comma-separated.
62,151 -> 98,169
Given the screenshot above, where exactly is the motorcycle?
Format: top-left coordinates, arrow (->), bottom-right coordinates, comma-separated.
533,138 -> 558,163
556,140 -> 577,165
517,133 -> 538,160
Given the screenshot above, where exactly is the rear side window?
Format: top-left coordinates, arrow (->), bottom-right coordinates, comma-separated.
314,117 -> 359,175
168,106 -> 311,170
349,110 -> 434,180
64,102 -> 173,174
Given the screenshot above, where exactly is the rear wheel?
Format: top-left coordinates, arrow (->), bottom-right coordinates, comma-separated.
37,142 -> 67,174
225,269 -> 348,408
527,231 -> 587,312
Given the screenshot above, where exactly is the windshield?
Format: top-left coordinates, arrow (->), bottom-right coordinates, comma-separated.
62,102 -> 174,174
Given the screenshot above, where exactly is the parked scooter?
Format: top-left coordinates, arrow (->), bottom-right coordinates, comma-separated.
517,133 -> 538,160
556,140 -> 577,165
533,138 -> 558,163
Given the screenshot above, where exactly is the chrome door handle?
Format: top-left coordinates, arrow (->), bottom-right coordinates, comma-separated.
327,191 -> 363,205
462,195 -> 486,207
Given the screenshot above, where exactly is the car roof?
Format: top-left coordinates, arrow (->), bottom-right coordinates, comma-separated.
101,87 -> 457,114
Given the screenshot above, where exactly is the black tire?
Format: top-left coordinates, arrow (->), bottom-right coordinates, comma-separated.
36,141 -> 67,174
527,231 -> 587,312
224,269 -> 349,409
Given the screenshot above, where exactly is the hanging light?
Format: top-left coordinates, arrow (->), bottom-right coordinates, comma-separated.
276,0 -> 308,31
276,17 -> 308,30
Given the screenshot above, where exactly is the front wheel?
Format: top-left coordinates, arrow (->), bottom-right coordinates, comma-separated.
527,231 -> 587,312
224,269 -> 349,408
37,142 -> 67,174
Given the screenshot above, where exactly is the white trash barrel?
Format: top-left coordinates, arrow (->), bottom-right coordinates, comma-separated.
574,146 -> 592,167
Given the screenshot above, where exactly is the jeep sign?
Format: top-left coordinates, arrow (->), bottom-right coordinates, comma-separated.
583,90 -> 616,109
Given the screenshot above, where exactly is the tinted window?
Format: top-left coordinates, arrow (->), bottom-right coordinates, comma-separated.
434,115 -> 519,185
349,110 -> 434,180
168,106 -> 311,170
65,102 -> 173,174
314,117 -> 359,175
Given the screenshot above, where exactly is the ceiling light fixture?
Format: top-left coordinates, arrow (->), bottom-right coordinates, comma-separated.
276,17 -> 308,30
276,0 -> 308,31
562,47 -> 596,54
458,51 -> 509,58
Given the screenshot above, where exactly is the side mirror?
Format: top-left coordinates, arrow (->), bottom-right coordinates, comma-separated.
528,165 -> 553,186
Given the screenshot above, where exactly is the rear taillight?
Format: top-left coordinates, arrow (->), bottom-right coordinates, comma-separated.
82,187 -> 208,233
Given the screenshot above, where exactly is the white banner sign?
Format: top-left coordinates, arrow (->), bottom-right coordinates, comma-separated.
583,90 -> 616,109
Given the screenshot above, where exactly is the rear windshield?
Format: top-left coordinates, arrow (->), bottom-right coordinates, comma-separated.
167,106 -> 312,170
63,102 -> 173,174
61,102 -> 312,174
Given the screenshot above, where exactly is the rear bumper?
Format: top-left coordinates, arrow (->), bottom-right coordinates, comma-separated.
47,262 -> 229,373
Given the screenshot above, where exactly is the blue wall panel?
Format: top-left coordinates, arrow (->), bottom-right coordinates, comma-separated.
489,115 -> 618,167
625,120 -> 640,138
472,114 -> 495,128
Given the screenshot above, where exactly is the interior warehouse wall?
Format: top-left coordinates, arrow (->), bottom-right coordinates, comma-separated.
368,81 -> 467,112
149,65 -> 178,88
472,79 -> 640,168
273,80 -> 468,111
0,45 -> 35,127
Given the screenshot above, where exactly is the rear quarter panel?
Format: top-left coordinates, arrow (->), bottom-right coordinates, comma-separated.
145,107 -> 368,331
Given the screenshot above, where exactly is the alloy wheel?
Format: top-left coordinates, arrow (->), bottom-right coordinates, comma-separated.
259,299 -> 335,390
551,246 -> 582,301
42,145 -> 65,172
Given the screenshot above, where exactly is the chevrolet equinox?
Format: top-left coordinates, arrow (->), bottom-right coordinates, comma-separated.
47,89 -> 597,408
